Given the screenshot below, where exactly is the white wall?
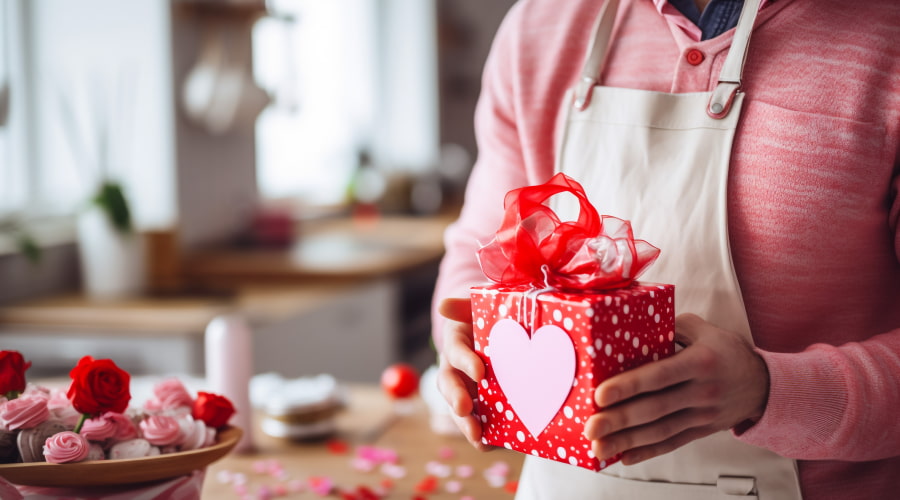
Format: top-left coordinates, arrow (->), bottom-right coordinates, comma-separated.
171,8 -> 258,249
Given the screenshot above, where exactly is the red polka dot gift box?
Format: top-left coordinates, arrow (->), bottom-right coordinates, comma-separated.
470,282 -> 675,471
469,174 -> 675,471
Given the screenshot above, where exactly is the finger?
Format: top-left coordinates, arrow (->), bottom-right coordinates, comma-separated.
450,409 -> 493,452
439,298 -> 473,323
618,425 -> 717,465
595,353 -> 697,407
590,408 -> 716,460
586,381 -> 719,438
674,312 -> 707,345
437,358 -> 476,417
442,324 -> 485,382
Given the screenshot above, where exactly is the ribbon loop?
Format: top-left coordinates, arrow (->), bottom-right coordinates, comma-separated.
477,173 -> 660,291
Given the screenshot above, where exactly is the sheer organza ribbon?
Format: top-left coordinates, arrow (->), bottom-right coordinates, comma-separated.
477,173 -> 660,291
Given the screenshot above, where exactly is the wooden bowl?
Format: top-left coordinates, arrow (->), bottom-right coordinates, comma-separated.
0,426 -> 242,488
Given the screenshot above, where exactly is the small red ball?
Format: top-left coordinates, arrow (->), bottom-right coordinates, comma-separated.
380,364 -> 420,399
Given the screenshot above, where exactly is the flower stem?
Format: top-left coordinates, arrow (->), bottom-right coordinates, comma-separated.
74,413 -> 88,434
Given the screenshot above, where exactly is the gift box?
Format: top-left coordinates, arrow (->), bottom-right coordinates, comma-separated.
469,173 -> 675,471
471,282 -> 674,471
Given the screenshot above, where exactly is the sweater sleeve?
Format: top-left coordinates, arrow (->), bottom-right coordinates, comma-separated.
735,168 -> 900,461
431,3 -> 531,351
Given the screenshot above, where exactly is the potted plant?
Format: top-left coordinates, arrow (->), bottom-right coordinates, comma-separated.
0,218 -> 40,264
76,180 -> 144,299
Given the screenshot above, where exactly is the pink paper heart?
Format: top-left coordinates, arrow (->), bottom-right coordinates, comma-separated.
488,319 -> 576,438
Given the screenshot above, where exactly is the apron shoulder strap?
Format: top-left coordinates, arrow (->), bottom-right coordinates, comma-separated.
708,0 -> 763,118
573,0 -> 764,120
574,0 -> 620,111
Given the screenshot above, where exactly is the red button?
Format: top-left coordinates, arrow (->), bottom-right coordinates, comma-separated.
686,48 -> 705,66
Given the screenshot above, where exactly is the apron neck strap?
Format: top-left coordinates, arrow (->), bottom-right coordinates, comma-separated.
573,0 -> 764,120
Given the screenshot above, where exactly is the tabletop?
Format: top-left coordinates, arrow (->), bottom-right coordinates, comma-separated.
204,386 -> 525,499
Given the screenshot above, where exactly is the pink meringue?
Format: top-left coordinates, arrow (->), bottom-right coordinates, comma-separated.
143,398 -> 164,414
80,415 -> 118,442
139,415 -> 181,447
151,378 -> 194,411
23,385 -> 50,397
46,388 -> 82,427
105,412 -> 139,441
45,388 -> 69,411
177,418 -> 210,451
87,443 -> 106,461
0,394 -> 50,431
109,438 -> 159,459
43,431 -> 89,464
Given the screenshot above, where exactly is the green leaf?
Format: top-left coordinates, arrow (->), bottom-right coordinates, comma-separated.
16,234 -> 42,264
92,181 -> 133,234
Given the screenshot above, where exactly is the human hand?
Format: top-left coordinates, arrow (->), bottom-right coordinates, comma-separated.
583,313 -> 769,465
435,298 -> 493,451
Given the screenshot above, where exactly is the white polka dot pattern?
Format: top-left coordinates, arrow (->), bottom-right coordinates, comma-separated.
470,282 -> 675,471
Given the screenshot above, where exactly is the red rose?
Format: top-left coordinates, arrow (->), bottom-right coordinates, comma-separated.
67,356 -> 131,417
192,392 -> 235,428
0,350 -> 31,397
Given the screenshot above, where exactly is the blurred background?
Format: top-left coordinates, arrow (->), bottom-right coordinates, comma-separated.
0,0 -> 517,381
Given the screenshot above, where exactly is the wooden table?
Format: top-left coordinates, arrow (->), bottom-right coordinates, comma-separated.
203,386 -> 525,499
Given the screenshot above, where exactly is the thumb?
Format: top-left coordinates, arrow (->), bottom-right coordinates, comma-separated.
674,312 -> 706,346
439,298 -> 473,323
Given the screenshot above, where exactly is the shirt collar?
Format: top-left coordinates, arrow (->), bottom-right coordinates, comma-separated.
652,0 -> 771,42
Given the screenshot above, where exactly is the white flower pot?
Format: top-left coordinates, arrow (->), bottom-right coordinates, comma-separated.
76,208 -> 145,298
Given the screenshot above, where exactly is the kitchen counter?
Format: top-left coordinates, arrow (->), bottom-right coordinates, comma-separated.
182,213 -> 454,289
204,385 -> 524,499
0,213 -> 456,380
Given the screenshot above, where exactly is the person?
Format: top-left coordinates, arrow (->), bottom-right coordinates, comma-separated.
433,0 -> 900,498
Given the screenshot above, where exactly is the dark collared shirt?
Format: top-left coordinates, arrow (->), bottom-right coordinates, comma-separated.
668,0 -> 745,40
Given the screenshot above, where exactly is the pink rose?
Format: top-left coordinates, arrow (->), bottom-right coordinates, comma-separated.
43,431 -> 89,464
0,394 -> 49,431
151,379 -> 194,411
80,415 -> 118,442
139,415 -> 181,447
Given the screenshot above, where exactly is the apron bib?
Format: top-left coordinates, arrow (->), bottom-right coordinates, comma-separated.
517,0 -> 804,498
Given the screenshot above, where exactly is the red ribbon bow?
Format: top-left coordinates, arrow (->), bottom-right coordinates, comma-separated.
477,173 -> 660,291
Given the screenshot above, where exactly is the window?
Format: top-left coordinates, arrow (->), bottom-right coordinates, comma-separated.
0,0 -> 28,218
0,0 -> 175,230
0,0 -> 94,221
253,0 -> 439,208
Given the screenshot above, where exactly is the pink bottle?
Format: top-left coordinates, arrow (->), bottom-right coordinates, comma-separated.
205,315 -> 254,453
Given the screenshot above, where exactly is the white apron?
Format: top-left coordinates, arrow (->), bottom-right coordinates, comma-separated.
518,0 -> 805,498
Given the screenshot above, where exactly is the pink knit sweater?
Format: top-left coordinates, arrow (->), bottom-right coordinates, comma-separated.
432,0 -> 900,497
